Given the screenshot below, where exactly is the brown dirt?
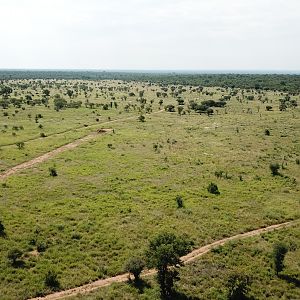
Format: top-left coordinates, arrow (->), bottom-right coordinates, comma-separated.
0,129 -> 112,180
29,220 -> 297,300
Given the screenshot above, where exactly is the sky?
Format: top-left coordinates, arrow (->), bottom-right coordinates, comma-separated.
0,0 -> 299,71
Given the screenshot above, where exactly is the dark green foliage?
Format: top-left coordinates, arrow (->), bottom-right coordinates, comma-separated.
270,163 -> 280,176
265,129 -> 270,136
227,272 -> 251,300
207,182 -> 220,195
49,167 -> 57,177
0,220 -> 5,236
273,242 -> 288,275
146,232 -> 192,298
176,195 -> 184,208
138,115 -> 145,122
16,141 -> 25,150
165,104 -> 175,112
125,257 -> 145,281
7,248 -> 23,266
1,72 -> 299,93
53,97 -> 67,111
45,270 -> 60,290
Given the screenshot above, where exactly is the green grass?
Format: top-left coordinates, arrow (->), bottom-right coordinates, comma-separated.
0,80 -> 299,299
68,224 -> 300,300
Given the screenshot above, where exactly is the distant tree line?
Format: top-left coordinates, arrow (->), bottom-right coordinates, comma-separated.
0,71 -> 299,93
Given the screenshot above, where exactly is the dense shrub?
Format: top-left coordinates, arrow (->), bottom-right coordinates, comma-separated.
207,182 -> 220,195
270,163 -> 280,176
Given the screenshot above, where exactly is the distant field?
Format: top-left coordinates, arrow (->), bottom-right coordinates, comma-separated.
0,78 -> 299,299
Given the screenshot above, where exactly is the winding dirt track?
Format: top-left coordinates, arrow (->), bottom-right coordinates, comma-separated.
30,220 -> 297,300
0,130 -> 112,180
0,110 -> 163,180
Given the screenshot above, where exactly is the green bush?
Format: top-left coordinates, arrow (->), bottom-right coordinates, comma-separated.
270,163 -> 280,176
207,182 -> 220,195
273,242 -> 288,275
45,270 -> 60,290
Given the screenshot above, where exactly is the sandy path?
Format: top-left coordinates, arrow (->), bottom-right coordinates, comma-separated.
0,110 -> 163,180
0,130 -> 112,180
29,220 -> 296,300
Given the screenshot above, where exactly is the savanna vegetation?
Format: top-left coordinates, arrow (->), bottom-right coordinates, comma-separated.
0,73 -> 299,299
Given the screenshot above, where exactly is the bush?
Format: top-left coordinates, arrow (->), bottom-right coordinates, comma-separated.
125,257 -> 145,281
207,182 -> 220,195
227,272 -> 251,300
273,242 -> 288,275
176,195 -> 184,208
49,167 -> 57,177
265,129 -> 270,136
270,163 -> 280,176
7,248 -> 23,266
138,115 -> 145,122
16,142 -> 25,150
0,220 -> 5,236
45,270 -> 60,290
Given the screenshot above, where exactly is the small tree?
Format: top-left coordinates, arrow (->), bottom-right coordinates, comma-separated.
49,167 -> 57,177
45,270 -> 60,290
176,195 -> 184,208
227,272 -> 251,300
207,182 -> 220,195
270,163 -> 280,176
273,242 -> 288,275
146,232 -> 192,298
138,115 -> 145,122
0,220 -> 5,236
7,248 -> 23,266
125,257 -> 145,282
16,142 -> 25,150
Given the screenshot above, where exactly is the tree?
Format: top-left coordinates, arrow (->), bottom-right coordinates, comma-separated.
66,89 -> 74,99
270,163 -> 280,176
45,270 -> 60,290
16,142 -> 25,150
207,182 -> 220,195
0,220 -> 5,236
42,89 -> 50,97
176,195 -> 184,208
7,248 -> 23,266
146,232 -> 192,298
53,97 -> 67,111
227,272 -> 251,300
49,167 -> 57,177
0,86 -> 13,99
273,242 -> 288,275
125,257 -> 145,282
138,115 -> 145,122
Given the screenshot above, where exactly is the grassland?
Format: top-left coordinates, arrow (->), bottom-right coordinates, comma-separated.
0,79 -> 299,299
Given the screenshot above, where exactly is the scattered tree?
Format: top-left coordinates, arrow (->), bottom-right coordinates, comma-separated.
176,195 -> 184,208
227,272 -> 251,300
146,232 -> 192,298
207,182 -> 220,195
125,257 -> 145,282
45,270 -> 60,290
7,248 -> 23,266
273,242 -> 288,275
270,163 -> 280,176
49,167 -> 57,177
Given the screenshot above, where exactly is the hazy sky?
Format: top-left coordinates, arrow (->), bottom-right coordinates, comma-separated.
0,0 -> 299,70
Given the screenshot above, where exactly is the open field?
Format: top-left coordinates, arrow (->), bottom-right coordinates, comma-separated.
0,76 -> 299,299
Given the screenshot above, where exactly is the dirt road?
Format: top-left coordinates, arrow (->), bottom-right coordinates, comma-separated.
30,220 -> 297,300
